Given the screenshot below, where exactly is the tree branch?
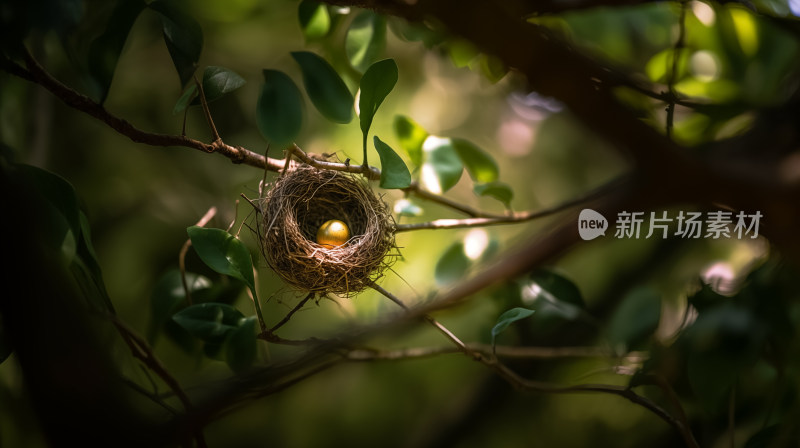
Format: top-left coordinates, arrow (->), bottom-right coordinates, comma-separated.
108,315 -> 208,448
344,344 -> 638,361
395,177 -> 623,231
2,49 -> 284,172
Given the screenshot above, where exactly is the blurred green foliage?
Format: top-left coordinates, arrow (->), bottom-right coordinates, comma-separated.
2,0 -> 800,447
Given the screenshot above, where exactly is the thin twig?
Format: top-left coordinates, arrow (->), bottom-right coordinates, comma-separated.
369,281 -> 482,360
343,344 -> 637,361
396,176 -> 625,231
2,50 -> 621,230
3,49 -> 284,171
179,207 -> 218,304
488,362 -> 699,448
108,315 -> 208,448
268,292 -> 315,333
641,374 -> 699,447
194,74 -> 221,142
729,386 -> 736,448
367,277 -> 697,446
289,144 -> 381,180
666,1 -> 688,140
124,379 -> 180,415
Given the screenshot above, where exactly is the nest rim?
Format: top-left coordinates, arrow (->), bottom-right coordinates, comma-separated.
258,164 -> 396,297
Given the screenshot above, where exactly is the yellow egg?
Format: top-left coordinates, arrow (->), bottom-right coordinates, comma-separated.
316,219 -> 350,249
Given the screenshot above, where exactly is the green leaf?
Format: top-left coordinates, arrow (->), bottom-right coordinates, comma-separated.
479,54 -> 508,84
172,83 -> 198,115
149,0 -> 204,86
393,198 -> 423,217
491,307 -> 535,347
607,287 -> 661,350
174,65 -> 245,114
186,226 -> 255,291
744,424 -> 798,448
225,316 -> 257,373
291,51 -> 353,124
16,165 -> 84,265
393,115 -> 427,167
18,165 -> 81,240
447,39 -> 479,68
451,138 -> 499,183
172,303 -> 244,343
256,69 -> 303,146
298,0 -> 330,40
473,182 -> 513,207
195,66 -> 246,104
422,136 -> 463,193
0,316 -> 11,364
525,269 -> 585,321
684,305 -> 766,411
346,11 -> 387,73
359,59 -> 398,139
645,48 -> 691,83
88,0 -> 146,103
76,210 -> 114,312
434,242 -> 470,286
148,270 -> 213,343
203,341 -> 226,360
40,198 -> 77,265
373,136 -> 411,189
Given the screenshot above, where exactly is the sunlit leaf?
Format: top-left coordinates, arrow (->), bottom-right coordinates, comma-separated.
729,8 -> 758,56
607,287 -> 661,350
524,269 -> 585,322
422,136 -> 463,193
393,198 -> 423,217
473,182 -> 513,207
491,307 -> 535,348
645,48 -> 690,83
479,54 -> 508,83
359,59 -> 398,145
373,136 -> 411,189
451,138 -> 498,183
435,242 -> 470,286
186,226 -> 255,292
225,315 -> 257,373
393,115 -> 427,167
448,39 -> 479,68
172,303 -> 244,343
256,69 -> 303,146
298,0 -> 330,40
346,11 -> 387,73
149,0 -> 204,86
291,51 -> 353,124
88,0 -> 147,103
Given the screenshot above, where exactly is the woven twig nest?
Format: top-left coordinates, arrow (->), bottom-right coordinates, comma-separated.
259,164 -> 396,296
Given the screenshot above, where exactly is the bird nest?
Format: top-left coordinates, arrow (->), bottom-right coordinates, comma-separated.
258,164 -> 396,297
